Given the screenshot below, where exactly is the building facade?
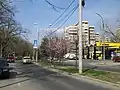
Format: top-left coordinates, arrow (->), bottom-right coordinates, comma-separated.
64,25 -> 78,53
64,21 -> 101,59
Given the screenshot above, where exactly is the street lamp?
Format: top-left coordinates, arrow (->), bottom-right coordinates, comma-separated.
96,13 -> 105,61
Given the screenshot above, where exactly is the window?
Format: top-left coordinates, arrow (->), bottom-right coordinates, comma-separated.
83,22 -> 88,24
70,30 -> 77,32
89,27 -> 94,29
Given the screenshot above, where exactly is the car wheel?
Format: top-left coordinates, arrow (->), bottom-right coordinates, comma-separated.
3,71 -> 10,78
6,72 -> 10,78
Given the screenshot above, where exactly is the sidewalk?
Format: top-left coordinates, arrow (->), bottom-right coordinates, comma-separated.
89,60 -> 120,66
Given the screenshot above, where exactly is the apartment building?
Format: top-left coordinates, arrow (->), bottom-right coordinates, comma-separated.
82,21 -> 89,47
64,21 -> 101,55
95,33 -> 101,42
64,25 -> 78,42
64,25 -> 78,53
89,26 -> 95,45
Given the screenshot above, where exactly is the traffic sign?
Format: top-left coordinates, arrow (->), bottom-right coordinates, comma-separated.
33,40 -> 38,48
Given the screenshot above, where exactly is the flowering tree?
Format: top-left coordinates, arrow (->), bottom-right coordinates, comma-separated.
44,37 -> 70,64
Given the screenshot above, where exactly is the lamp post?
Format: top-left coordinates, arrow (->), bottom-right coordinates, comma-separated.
96,13 -> 105,61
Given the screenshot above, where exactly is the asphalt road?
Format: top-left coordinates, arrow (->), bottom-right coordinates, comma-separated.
0,62 -> 118,90
63,59 -> 120,73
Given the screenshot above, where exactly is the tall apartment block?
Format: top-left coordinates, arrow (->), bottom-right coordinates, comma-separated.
64,21 -> 101,54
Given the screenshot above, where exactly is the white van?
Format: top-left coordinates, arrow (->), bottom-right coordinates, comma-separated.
23,56 -> 32,64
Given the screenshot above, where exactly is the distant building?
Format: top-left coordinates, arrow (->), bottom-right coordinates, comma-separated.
95,32 -> 101,42
64,21 -> 101,59
82,21 -> 89,47
64,25 -> 78,43
89,26 -> 95,45
64,25 -> 78,53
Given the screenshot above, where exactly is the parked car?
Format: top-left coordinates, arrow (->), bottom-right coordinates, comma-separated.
7,56 -> 15,63
0,58 -> 10,78
22,56 -> 32,64
112,56 -> 120,62
64,53 -> 78,60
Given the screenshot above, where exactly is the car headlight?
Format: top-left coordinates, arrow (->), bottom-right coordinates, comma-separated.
23,60 -> 26,62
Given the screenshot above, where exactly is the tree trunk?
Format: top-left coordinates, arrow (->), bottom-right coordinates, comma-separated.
0,44 -> 2,57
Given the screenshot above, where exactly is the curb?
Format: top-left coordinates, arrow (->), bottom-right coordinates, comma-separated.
34,62 -> 120,89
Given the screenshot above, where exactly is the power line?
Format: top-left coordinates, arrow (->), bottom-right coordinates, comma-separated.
45,0 -> 65,12
41,0 -> 76,37
48,4 -> 79,36
51,2 -> 77,28
49,0 -> 76,28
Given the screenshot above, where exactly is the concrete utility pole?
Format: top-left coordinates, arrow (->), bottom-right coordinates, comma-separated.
96,13 -> 105,61
34,23 -> 39,62
78,0 -> 84,74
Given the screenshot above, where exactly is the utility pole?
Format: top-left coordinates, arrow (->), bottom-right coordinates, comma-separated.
36,30 -> 40,62
33,49 -> 35,61
78,0 -> 84,74
34,23 -> 39,62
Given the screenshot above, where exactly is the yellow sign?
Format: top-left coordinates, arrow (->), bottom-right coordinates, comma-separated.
96,42 -> 120,47
102,44 -> 109,46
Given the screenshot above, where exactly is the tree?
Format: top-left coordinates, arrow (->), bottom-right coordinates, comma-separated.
39,37 -> 49,58
40,36 -> 70,66
109,29 -> 120,42
104,24 -> 120,42
0,0 -> 30,56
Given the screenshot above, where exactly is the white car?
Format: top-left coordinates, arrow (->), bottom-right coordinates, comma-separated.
23,56 -> 32,64
64,53 -> 77,60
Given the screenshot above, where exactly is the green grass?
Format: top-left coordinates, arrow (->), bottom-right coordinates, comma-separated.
57,66 -> 120,84
39,60 -> 52,66
39,60 -> 120,84
83,69 -> 120,83
58,66 -> 78,73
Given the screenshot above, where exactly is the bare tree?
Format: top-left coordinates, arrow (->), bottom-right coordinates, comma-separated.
0,0 -> 30,56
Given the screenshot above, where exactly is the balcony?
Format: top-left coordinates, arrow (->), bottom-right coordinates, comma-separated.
90,36 -> 95,39
90,31 -> 95,34
69,29 -> 78,34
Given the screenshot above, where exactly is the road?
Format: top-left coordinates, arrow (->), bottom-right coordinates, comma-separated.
0,61 -> 118,90
63,59 -> 120,73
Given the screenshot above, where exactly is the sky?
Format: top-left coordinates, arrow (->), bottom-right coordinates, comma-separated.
12,0 -> 120,43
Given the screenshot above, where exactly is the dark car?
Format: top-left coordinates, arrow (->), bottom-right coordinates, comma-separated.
112,56 -> 120,62
0,58 -> 11,78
